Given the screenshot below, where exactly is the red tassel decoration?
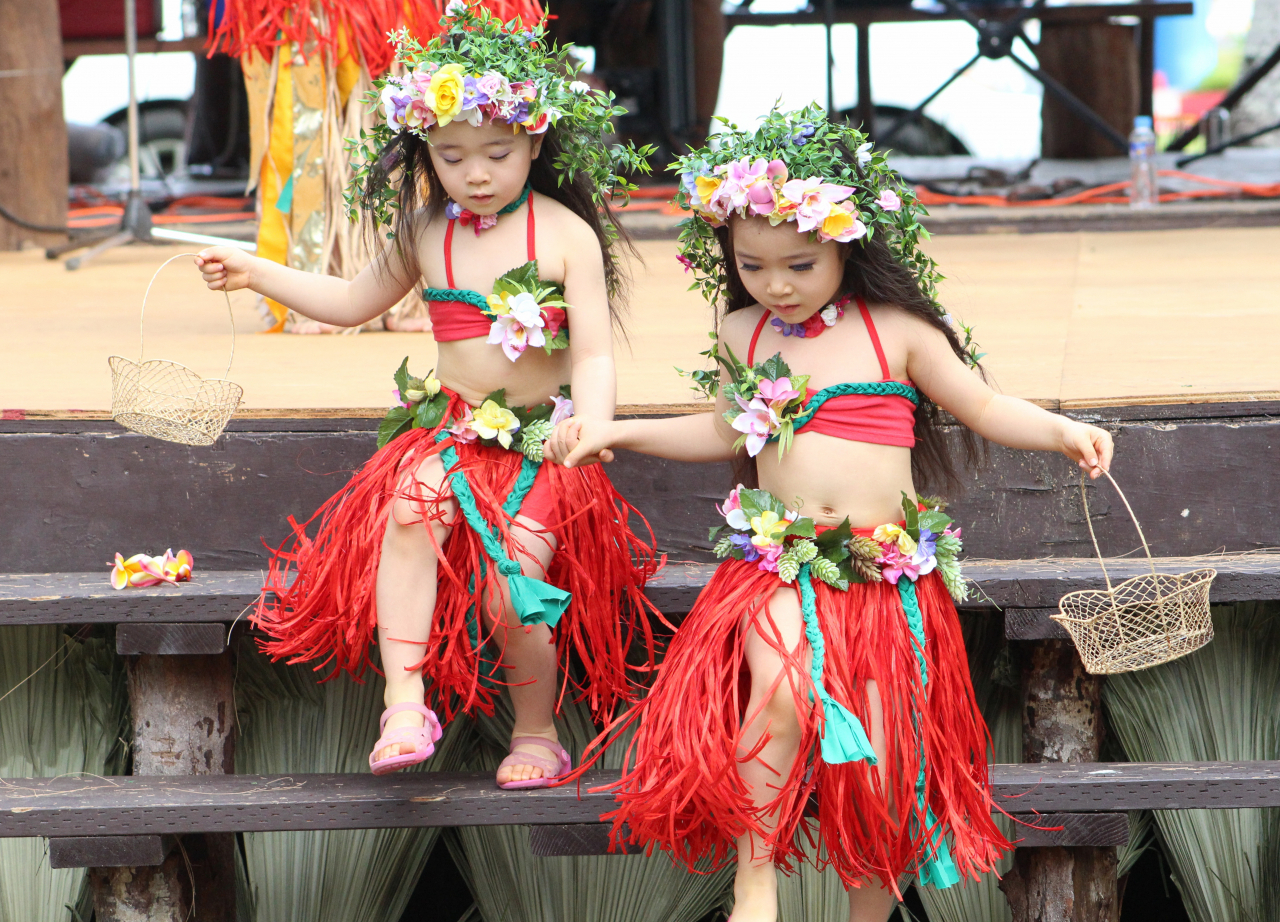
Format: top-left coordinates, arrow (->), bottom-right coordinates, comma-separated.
209,0 -> 546,77
254,391 -> 663,724
592,558 -> 1010,889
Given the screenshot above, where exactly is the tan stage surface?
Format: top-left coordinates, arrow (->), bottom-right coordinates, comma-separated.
2,227 -> 1278,416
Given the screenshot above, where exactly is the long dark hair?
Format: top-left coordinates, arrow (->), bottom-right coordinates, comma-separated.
716,222 -> 985,495
360,124 -> 637,325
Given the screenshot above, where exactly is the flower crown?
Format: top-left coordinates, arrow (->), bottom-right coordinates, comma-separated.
672,105 -> 981,364
347,3 -> 652,232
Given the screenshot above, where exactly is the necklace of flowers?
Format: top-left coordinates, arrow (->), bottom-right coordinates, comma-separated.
704,337 -> 809,459
712,487 -> 969,601
446,184 -> 531,235
378,357 -> 574,461
771,294 -> 851,338
482,260 -> 570,362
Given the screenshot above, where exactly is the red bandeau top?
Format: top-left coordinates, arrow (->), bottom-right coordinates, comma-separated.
425,197 -> 543,342
746,298 -> 917,448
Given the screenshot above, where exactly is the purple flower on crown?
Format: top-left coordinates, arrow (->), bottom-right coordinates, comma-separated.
462,75 -> 489,109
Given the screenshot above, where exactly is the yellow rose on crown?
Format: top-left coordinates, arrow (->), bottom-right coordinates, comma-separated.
426,63 -> 466,125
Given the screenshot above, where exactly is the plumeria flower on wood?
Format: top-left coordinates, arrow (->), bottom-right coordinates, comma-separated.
110,549 -> 193,589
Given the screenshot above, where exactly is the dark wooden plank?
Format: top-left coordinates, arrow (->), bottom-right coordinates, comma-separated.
116,623 -> 228,655
4,415 -> 1280,571
1,763 -> 1278,838
1010,813 -> 1129,849
1004,608 -> 1072,640
49,835 -> 174,869
3,556 -> 1276,625
529,824 -> 640,857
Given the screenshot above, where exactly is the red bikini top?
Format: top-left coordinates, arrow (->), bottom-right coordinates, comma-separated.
424,198 -> 548,342
746,297 -> 917,448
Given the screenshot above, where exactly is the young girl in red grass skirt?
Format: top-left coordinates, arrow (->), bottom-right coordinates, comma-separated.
192,7 -> 662,786
551,105 -> 1115,921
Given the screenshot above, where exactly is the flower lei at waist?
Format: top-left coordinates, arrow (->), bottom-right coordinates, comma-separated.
377,357 -> 573,462
711,487 -> 968,603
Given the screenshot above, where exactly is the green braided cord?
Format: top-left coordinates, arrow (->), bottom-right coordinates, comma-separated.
421,287 -> 490,310
782,381 -> 919,439
436,431 -> 571,628
798,564 -> 877,765
497,184 -> 532,215
897,578 -> 960,889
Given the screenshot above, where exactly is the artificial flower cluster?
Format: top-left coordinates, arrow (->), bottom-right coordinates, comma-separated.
110,549 -> 194,589
772,294 -> 849,338
696,335 -> 809,458
483,261 -> 569,362
682,157 -> 888,244
376,357 -> 573,462
379,57 -> 558,139
710,488 -> 969,601
447,390 -> 573,461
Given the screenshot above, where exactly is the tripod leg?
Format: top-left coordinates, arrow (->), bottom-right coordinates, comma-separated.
878,52 -> 980,146
65,231 -> 135,271
1010,54 -> 1128,153
45,231 -> 119,260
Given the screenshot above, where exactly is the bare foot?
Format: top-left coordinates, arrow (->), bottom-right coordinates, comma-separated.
384,313 -> 433,333
728,859 -> 778,922
495,731 -> 562,786
373,707 -> 428,764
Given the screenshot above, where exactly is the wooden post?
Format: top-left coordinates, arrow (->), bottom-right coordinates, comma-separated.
1000,640 -> 1118,922
0,0 -> 68,250
1037,23 -> 1139,159
90,652 -> 237,922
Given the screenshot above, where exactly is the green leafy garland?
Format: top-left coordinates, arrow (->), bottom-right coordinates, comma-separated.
671,104 -> 982,367
344,4 -> 653,241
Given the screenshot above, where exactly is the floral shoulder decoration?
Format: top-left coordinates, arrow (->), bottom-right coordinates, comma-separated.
346,3 -> 653,238
484,260 -> 569,361
378,357 -> 572,462
693,334 -> 809,459
670,104 -> 982,367
711,488 -> 969,602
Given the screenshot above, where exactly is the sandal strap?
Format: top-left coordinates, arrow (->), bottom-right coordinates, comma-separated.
375,725 -> 433,748
501,736 -> 568,775
379,702 -> 437,733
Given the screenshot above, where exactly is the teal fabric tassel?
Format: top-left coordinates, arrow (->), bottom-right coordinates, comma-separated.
898,577 -> 961,889
438,433 -> 572,629
798,564 -> 877,765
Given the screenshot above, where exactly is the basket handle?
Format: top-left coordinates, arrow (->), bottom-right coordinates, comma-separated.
139,253 -> 235,380
1079,468 -> 1159,593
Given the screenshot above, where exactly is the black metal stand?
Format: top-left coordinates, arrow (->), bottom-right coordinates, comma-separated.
876,0 -> 1128,153
1167,41 -> 1280,156
1176,117 -> 1280,167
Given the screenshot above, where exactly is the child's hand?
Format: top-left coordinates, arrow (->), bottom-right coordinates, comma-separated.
548,418 -> 617,468
194,247 -> 253,292
1060,419 -> 1114,479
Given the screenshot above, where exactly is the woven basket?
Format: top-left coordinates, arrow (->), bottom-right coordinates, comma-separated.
1052,471 -> 1214,675
108,254 -> 243,447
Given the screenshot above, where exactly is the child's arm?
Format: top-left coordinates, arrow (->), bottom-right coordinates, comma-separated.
556,219 -> 617,422
907,318 -> 1114,476
194,243 -> 415,328
551,411 -> 740,468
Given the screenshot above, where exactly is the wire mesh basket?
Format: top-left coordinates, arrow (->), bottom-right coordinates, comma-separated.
1052,470 -> 1215,674
108,253 -> 243,446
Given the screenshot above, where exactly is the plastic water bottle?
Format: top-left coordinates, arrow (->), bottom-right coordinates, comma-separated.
1129,116 -> 1158,209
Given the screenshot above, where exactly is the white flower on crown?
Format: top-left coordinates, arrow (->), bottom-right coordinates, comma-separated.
569,81 -> 591,94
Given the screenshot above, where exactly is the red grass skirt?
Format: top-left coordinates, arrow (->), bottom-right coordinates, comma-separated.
253,398 -> 663,723
600,557 -> 1010,889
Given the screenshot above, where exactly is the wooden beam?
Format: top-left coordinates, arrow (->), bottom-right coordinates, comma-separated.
50,835 -> 175,869
1003,608 -> 1071,641
116,623 -> 228,655
3,763 -> 1279,837
0,0 -> 69,250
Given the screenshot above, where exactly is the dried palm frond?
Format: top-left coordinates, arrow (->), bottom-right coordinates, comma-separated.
0,627 -> 126,922
235,641 -> 471,922
453,693 -> 734,922
1105,602 -> 1280,922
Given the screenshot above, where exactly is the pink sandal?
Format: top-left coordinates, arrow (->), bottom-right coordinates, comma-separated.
496,735 -> 572,790
369,703 -> 444,776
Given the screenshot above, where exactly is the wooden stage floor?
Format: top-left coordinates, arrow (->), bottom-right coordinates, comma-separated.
2,226 -> 1278,416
